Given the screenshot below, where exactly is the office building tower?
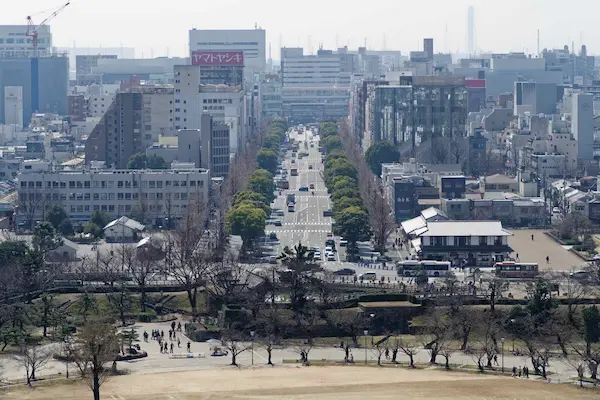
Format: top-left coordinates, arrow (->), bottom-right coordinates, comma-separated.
514,82 -> 558,116
0,56 -> 68,125
76,54 -> 117,84
4,86 -> 23,127
467,6 -> 475,55
572,93 -> 593,161
424,38 -> 434,61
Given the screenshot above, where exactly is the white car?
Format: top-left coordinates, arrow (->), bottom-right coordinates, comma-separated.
327,254 -> 336,261
325,246 -> 333,253
339,239 -> 348,247
313,252 -> 322,261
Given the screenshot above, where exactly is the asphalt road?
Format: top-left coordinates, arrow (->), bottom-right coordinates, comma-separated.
263,128 -> 399,281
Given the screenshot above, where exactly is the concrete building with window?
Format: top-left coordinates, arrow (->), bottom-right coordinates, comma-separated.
188,28 -> 266,78
0,25 -> 52,58
280,47 -> 351,123
16,160 -> 210,227
75,54 -> 118,84
413,220 -> 513,267
173,65 -> 246,154
84,86 -> 173,168
0,56 -> 69,126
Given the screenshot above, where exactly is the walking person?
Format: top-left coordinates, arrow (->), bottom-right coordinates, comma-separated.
177,338 -> 181,348
518,366 -> 522,377
187,341 -> 191,353
170,343 -> 174,354
171,321 -> 176,332
512,366 -> 516,377
177,322 -> 182,332
493,354 -> 498,366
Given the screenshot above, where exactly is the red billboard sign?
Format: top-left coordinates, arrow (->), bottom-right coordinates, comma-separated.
191,51 -> 244,66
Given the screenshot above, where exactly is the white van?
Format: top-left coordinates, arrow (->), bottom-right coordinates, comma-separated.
359,272 -> 377,281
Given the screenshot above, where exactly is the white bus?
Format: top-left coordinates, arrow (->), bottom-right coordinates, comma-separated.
396,260 -> 451,277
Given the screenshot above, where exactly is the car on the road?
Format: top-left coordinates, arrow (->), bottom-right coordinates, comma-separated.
359,272 -> 377,281
308,164 -> 313,169
268,256 -> 278,264
291,159 -> 296,163
313,253 -> 322,261
273,220 -> 282,226
326,232 -> 334,238
310,143 -> 314,147
273,210 -> 284,217
570,270 -> 590,280
333,268 -> 356,276
323,209 -> 333,217
339,239 -> 348,247
309,183 -> 315,189
552,207 -> 561,214
325,239 -> 335,247
269,232 -> 278,240
325,245 -> 333,253
327,253 -> 336,261
299,186 -> 309,192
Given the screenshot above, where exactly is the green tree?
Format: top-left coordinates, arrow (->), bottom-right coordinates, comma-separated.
58,219 -> 74,236
263,134 -> 282,150
226,204 -> 267,252
332,177 -> 359,194
257,148 -> 278,175
278,242 -> 322,323
232,191 -> 270,215
332,196 -> 363,216
90,211 -> 110,229
248,169 -> 276,203
365,141 -> 400,176
331,188 -> 361,203
46,204 -> 69,231
322,135 -> 343,153
334,206 -> 371,247
127,153 -> 168,170
325,159 -> 358,183
32,222 -> 63,254
84,222 -> 103,238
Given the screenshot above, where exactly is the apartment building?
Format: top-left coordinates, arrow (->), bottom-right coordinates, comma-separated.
84,86 -> 174,168
17,160 -> 209,226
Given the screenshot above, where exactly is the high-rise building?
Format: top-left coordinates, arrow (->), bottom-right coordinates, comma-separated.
514,82 -> 558,116
467,6 -> 475,55
0,56 -> 69,125
0,25 -> 52,58
85,86 -> 174,168
173,65 -> 246,154
188,28 -> 266,78
280,47 -> 351,123
76,54 -> 117,84
424,38 -> 434,61
572,93 -> 593,161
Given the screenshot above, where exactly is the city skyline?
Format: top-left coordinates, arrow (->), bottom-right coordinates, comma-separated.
3,0 -> 599,58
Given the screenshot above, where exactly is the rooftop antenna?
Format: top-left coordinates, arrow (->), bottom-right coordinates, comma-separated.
254,22 -> 257,29
444,24 -> 449,53
364,37 -> 367,49
537,29 -> 540,55
335,33 -> 339,49
268,42 -> 272,59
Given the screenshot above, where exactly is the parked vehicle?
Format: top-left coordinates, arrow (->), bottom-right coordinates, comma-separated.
333,268 -> 356,276
359,272 -> 377,281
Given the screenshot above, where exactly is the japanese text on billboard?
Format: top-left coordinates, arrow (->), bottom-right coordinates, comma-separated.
191,51 -> 244,66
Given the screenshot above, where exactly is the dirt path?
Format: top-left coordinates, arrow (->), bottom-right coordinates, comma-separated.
4,365 -> 597,400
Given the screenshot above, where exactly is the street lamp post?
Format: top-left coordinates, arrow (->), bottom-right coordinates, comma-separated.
364,329 -> 369,365
250,331 -> 255,365
501,337 -> 505,373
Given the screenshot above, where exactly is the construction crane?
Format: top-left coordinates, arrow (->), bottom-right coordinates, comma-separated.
26,2 -> 70,56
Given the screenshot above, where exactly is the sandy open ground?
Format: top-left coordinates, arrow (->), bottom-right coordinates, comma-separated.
4,366 -> 598,400
508,229 -> 584,271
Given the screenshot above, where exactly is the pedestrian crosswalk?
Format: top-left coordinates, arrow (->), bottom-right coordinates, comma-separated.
279,222 -> 331,226
273,229 -> 330,234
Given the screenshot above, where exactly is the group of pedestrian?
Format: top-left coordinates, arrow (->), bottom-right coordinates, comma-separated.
145,320 -> 191,355
511,365 -> 530,378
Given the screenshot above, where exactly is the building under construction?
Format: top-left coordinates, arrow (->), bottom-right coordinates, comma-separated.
371,76 -> 469,150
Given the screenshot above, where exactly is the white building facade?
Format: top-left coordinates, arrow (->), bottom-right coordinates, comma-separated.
0,25 -> 52,58
17,161 -> 210,226
188,29 -> 266,78
4,86 -> 23,128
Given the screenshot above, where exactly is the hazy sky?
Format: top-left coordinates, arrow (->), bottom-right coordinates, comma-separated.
4,0 -> 599,57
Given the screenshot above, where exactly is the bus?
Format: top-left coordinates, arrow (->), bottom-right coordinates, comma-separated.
494,262 -> 539,279
396,260 -> 451,277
